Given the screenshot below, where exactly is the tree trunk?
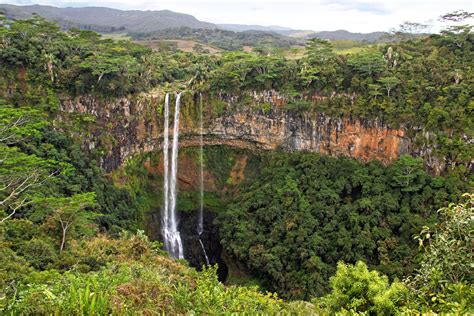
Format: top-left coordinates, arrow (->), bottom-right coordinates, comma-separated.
60,222 -> 69,252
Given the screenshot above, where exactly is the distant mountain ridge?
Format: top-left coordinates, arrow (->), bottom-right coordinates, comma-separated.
0,4 -> 217,32
309,30 -> 387,42
0,4 -> 387,42
276,29 -> 387,42
219,24 -> 293,32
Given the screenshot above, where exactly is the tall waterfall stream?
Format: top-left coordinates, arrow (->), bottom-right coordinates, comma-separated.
198,93 -> 210,266
162,93 -> 184,259
161,92 -> 209,265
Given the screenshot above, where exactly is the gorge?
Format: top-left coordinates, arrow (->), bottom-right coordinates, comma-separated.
57,89 -> 469,281
1,12 -> 472,314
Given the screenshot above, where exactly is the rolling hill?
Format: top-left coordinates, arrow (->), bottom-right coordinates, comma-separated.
0,4 -> 217,32
309,30 -> 388,42
278,29 -> 387,42
0,4 -> 387,42
218,24 -> 293,32
131,27 -> 304,51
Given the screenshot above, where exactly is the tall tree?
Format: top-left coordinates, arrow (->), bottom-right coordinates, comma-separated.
39,192 -> 96,251
0,104 -> 66,222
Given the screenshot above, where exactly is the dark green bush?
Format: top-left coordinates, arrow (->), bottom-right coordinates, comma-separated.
17,238 -> 58,270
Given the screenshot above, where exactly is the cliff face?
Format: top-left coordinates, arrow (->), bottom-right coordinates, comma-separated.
205,110 -> 407,163
59,91 -> 411,172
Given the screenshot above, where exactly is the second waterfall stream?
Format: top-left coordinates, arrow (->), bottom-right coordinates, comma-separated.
198,93 -> 210,266
162,93 -> 184,259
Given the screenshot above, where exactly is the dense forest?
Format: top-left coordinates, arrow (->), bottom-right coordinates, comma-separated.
0,10 -> 473,315
217,152 -> 468,298
130,27 -> 304,51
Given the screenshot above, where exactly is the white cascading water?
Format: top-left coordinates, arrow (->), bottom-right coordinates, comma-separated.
199,238 -> 210,266
197,93 -> 204,236
162,93 -> 170,252
197,93 -> 210,266
162,92 -> 184,259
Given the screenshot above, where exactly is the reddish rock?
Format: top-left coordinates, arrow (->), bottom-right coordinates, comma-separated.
144,154 -> 217,191
58,91 -> 426,173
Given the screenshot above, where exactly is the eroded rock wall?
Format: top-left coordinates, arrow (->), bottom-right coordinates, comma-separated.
59,91 -> 411,172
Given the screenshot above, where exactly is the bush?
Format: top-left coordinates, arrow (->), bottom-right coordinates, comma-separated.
1,219 -> 40,248
0,247 -> 32,289
173,265 -> 285,314
406,193 -> 474,314
317,261 -> 408,315
17,238 -> 58,270
1,232 -> 310,315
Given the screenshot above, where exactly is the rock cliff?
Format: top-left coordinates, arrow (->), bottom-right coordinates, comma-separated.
57,90 -> 451,274
59,91 -> 416,173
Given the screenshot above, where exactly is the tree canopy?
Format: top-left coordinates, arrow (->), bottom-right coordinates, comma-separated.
217,152 -> 469,299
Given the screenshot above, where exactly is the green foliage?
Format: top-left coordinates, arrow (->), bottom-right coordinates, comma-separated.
208,52 -> 294,92
317,261 -> 408,315
17,237 -> 58,269
0,104 -> 46,143
0,86 -> 144,314
21,126 -> 141,232
390,155 -> 426,192
305,38 -> 337,64
406,193 -> 474,314
257,101 -> 272,114
0,16 -> 210,96
347,49 -> 385,78
210,98 -> 227,116
297,39 -> 343,91
0,103 -> 73,223
284,100 -> 313,112
217,152 -> 467,299
378,76 -> 401,97
0,145 -> 65,221
200,25 -> 473,166
62,279 -> 111,315
37,192 -> 97,251
174,265 -> 285,314
0,14 -> 472,315
203,146 -> 238,188
1,233 -> 305,315
1,16 -> 472,169
0,246 -> 32,290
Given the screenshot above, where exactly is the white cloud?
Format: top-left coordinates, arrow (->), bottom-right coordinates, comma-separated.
2,0 -> 473,32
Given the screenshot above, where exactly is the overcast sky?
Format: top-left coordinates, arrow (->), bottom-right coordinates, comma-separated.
3,0 -> 473,32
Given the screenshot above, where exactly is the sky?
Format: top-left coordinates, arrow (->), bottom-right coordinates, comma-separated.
2,0 -> 473,32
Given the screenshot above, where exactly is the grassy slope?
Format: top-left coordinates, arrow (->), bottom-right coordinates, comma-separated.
1,232 -> 312,314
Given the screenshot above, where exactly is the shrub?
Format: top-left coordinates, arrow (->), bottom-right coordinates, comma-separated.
317,261 -> 408,315
17,238 -> 58,270
406,193 -> 474,314
173,265 -> 285,314
1,219 -> 40,247
0,247 -> 32,289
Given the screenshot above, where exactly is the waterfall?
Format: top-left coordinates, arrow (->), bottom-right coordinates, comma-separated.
162,93 -> 184,259
197,93 -> 210,266
162,93 -> 170,252
198,93 -> 204,236
198,238 -> 210,266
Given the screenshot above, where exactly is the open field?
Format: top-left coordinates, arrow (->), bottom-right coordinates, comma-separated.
135,39 -> 222,53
